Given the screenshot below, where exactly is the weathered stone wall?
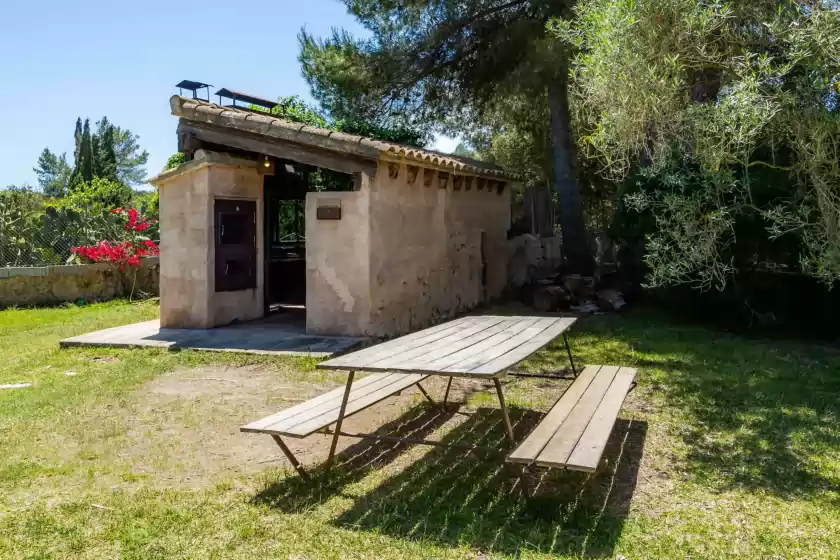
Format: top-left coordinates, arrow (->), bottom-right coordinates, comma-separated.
366,162 -> 511,336
305,188 -> 372,335
152,150 -> 263,328
0,258 -> 159,308
304,162 -> 513,338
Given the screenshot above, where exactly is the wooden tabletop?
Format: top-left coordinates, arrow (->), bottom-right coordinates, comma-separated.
318,315 -> 576,378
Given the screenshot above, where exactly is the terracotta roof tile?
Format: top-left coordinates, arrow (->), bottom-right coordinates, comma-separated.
170,95 -> 521,181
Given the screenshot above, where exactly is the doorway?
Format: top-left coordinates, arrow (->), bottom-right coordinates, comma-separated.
263,161 -> 354,318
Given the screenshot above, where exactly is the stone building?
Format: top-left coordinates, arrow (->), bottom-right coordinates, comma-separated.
150,95 -> 519,337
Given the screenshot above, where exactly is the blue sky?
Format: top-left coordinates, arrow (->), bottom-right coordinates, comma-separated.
0,0 -> 457,189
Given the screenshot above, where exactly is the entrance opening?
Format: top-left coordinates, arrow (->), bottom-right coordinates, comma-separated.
264,162 -> 354,318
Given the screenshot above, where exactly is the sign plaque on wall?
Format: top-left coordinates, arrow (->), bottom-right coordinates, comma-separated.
316,199 -> 342,220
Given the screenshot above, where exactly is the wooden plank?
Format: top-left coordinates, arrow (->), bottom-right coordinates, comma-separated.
370,317 -> 525,370
440,317 -> 560,373
240,373 -> 390,433
256,373 -> 411,434
565,367 -> 637,472
279,373 -> 428,437
178,120 -> 379,177
507,365 -> 602,465
318,316 -> 483,369
464,317 -> 577,376
534,365 -> 620,468
317,316 -> 474,368
416,317 -> 548,371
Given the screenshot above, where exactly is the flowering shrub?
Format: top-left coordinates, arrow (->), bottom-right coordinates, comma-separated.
70,208 -> 159,274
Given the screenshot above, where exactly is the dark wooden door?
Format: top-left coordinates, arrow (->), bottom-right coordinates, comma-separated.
214,199 -> 257,292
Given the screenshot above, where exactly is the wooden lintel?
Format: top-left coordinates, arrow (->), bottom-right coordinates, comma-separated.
177,120 -> 378,177
406,165 -> 419,184
423,168 -> 436,187
437,171 -> 450,189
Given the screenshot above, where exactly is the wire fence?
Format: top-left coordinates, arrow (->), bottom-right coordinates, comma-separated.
0,205 -> 152,268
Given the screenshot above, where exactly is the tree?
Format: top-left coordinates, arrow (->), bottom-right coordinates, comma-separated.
78,119 -> 94,184
65,177 -> 133,210
565,0 -> 840,288
94,117 -> 118,182
33,148 -> 72,197
111,125 -> 149,186
299,1 -> 596,274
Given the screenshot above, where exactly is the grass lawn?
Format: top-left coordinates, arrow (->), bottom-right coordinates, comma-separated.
0,300 -> 838,559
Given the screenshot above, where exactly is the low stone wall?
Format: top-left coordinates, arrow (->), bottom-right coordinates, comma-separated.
0,257 -> 159,308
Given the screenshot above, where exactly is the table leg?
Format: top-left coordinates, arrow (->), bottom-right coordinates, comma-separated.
326,370 -> 355,470
271,434 -> 309,481
443,376 -> 453,405
563,333 -> 578,377
416,382 -> 436,404
493,378 -> 516,443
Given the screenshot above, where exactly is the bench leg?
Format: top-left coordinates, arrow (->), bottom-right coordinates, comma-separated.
271,435 -> 309,481
326,370 -> 355,470
493,378 -> 516,444
563,333 -> 578,377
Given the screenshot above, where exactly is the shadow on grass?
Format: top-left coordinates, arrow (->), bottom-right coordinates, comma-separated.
253,404 -> 458,511
256,403 -> 646,558
531,311 -> 840,502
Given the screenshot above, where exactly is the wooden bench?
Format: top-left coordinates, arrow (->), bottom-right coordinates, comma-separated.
507,365 -> 637,473
241,372 -> 430,478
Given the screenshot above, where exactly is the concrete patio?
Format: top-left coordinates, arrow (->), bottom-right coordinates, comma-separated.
60,310 -> 363,357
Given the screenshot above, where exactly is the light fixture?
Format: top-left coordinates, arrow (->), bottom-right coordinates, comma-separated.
258,155 -> 276,175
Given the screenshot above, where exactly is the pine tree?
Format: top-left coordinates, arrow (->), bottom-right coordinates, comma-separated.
93,117 -> 118,182
33,148 -> 72,197
72,118 -> 83,169
299,1 -> 596,274
79,119 -> 94,184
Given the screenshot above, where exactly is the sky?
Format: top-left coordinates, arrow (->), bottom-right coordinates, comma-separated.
0,0 -> 459,190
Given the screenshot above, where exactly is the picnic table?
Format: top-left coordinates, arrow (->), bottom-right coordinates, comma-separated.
242,314 -> 635,480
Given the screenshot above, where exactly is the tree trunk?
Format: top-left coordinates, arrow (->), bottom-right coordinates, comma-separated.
547,66 -> 595,276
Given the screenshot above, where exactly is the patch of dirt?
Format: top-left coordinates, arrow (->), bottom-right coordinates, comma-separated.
116,366 -> 477,489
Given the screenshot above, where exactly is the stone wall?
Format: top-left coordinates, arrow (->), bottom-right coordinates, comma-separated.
295,162 -> 515,337
366,163 -> 511,336
0,258 -> 159,308
305,188 -> 372,335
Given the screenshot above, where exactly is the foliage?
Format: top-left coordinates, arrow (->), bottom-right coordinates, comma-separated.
64,177 -> 133,211
563,0 -> 840,288
74,118 -> 95,187
94,117 -> 118,182
0,187 -> 43,266
254,94 -> 426,147
163,152 -> 185,171
70,208 -> 159,274
111,124 -> 150,185
0,181 -> 157,268
298,0 -> 596,273
33,149 -> 72,198
40,116 -> 148,198
269,95 -> 328,128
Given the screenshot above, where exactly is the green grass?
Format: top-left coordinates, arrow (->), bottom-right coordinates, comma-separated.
0,301 -> 838,559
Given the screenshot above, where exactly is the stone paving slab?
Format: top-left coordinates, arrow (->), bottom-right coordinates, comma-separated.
60,319 -> 363,357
